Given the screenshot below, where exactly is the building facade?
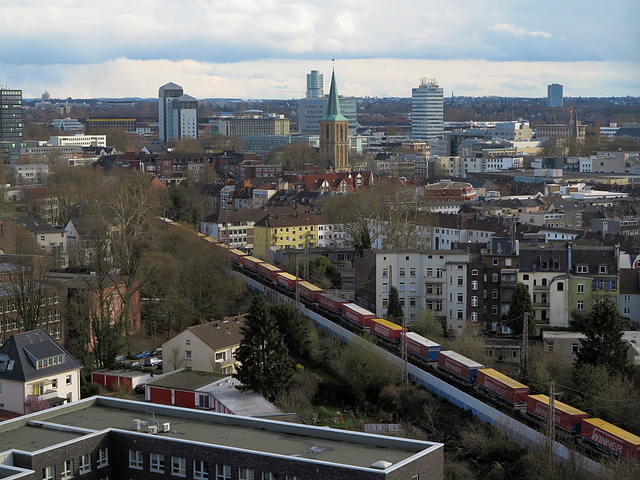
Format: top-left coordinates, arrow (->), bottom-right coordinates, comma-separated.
548,83 -> 563,108
298,96 -> 357,136
411,79 -> 444,141
0,88 -> 22,142
306,69 -> 323,98
159,83 -> 198,142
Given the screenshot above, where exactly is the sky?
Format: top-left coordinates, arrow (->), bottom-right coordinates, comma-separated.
1,0 -> 639,100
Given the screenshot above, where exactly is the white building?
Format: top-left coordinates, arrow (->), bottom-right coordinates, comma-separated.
48,134 -> 106,147
0,329 -> 82,415
493,121 -> 533,141
52,118 -> 83,132
411,78 -> 444,141
7,164 -> 48,184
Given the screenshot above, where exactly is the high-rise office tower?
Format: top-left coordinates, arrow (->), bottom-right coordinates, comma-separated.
0,87 -> 23,142
548,84 -> 563,108
319,70 -> 349,172
306,70 -> 324,98
411,78 -> 444,141
159,83 -> 199,142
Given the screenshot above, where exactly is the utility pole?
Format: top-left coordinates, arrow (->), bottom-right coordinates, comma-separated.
547,381 -> 556,463
295,256 -> 300,308
401,316 -> 408,385
521,312 -> 529,379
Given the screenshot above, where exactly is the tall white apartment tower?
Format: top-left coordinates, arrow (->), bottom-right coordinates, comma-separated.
158,83 -> 199,142
306,70 -> 324,98
411,78 -> 444,141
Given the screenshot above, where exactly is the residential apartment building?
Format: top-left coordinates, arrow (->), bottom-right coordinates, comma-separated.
355,249 -> 472,333
411,78 -> 444,141
162,317 -> 244,375
16,216 -> 67,268
0,396 -> 443,480
619,269 -> 640,326
517,241 -> 619,329
200,208 -> 268,251
253,213 -> 323,261
0,329 -> 82,414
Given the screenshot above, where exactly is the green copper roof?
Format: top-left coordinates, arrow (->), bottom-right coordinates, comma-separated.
321,70 -> 348,122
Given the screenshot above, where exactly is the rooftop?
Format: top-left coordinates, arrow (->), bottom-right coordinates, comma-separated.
0,397 -> 442,472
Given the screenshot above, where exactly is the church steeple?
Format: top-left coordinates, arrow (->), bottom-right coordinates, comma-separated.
319,67 -> 349,172
322,69 -> 347,122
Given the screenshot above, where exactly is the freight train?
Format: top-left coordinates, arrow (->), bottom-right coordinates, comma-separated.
175,221 -> 640,462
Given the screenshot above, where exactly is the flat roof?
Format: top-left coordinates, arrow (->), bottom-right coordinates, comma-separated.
528,394 -> 588,416
0,397 -> 441,471
148,369 -> 224,390
479,368 -> 529,390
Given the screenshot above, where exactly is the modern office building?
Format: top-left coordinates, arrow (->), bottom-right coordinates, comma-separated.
0,87 -> 23,142
298,96 -> 357,136
547,83 -> 563,108
306,70 -> 324,98
210,114 -> 290,137
411,79 -> 444,141
319,70 -> 349,172
85,118 -> 136,134
0,396 -> 444,480
159,83 -> 198,142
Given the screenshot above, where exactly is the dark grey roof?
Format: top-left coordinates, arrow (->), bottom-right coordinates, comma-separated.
16,216 -> 58,234
0,329 -> 83,382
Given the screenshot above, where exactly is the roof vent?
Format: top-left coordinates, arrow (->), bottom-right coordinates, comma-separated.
371,460 -> 392,469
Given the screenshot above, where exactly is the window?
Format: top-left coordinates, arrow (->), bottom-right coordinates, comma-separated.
471,269 -> 478,276
79,454 -> 91,474
66,374 -> 72,385
599,265 -> 607,274
492,258 -> 499,266
577,284 -> 584,294
150,453 -> 164,473
239,468 -> 254,480
382,298 -> 388,308
186,339 -> 191,345
492,290 -> 498,299
399,283 -> 405,292
576,265 -> 588,274
172,457 -> 186,477
577,300 -> 584,310
193,460 -> 208,479
523,274 -> 529,280
624,294 -> 631,303
215,464 -> 231,479
96,448 -> 108,468
426,268 -> 433,277
129,450 -> 143,469
61,459 -> 73,479
541,278 -> 547,287
457,293 -> 463,303
457,276 -> 464,286
457,310 -> 464,319
409,297 -> 416,307
399,297 -> 405,306
492,305 -> 499,315
557,282 -> 564,291
410,268 -> 416,277
399,268 -> 405,277
471,312 -> 478,322
262,473 -> 278,480
382,282 -> 388,292
410,282 -> 416,292
572,343 -> 579,354
471,280 -> 478,291
43,466 -> 55,480
471,296 -> 478,307
623,307 -> 631,315
492,273 -> 499,283
185,350 -> 192,360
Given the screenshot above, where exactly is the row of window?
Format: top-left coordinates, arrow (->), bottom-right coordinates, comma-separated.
42,448 -> 108,480
130,450 -> 301,479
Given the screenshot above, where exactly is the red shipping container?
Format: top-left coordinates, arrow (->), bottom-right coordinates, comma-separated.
437,350 -> 484,383
258,262 -> 281,282
370,318 -> 404,343
276,272 -> 298,290
581,418 -> 640,461
477,369 -> 529,406
526,395 -> 588,433
228,248 -> 247,265
318,294 -> 348,315
298,281 -> 323,302
242,256 -> 263,272
342,303 -> 375,328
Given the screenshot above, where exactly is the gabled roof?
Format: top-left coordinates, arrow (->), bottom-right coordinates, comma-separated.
188,316 -> 245,351
321,70 -> 347,123
16,216 -> 59,234
0,329 -> 83,382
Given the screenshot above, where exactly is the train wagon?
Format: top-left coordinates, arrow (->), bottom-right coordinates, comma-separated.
258,262 -> 282,283
298,281 -> 323,302
405,332 -> 441,362
476,369 -> 530,407
526,394 -> 588,434
342,303 -> 376,328
276,272 -> 299,290
242,256 -> 264,273
581,418 -> 640,461
370,318 -> 404,344
228,248 -> 247,265
318,293 -> 348,315
438,350 -> 485,383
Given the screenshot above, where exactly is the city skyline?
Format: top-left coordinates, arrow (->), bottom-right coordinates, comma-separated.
1,0 -> 639,99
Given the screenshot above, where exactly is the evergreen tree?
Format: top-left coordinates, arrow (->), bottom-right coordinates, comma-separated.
269,303 -> 311,357
574,298 -> 632,378
387,286 -> 404,325
508,282 -> 535,336
233,296 -> 293,399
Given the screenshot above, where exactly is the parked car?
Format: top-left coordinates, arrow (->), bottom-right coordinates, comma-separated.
115,355 -> 125,364
134,383 -> 146,394
151,348 -> 163,357
132,350 -> 151,359
144,357 -> 162,368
